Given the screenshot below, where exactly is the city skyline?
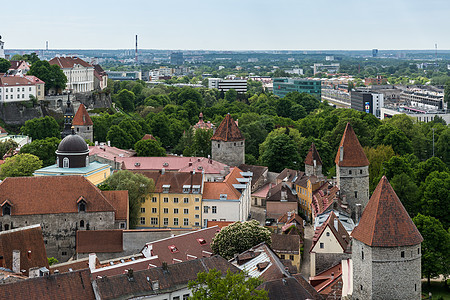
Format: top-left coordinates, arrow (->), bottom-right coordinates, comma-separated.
2,0 -> 450,50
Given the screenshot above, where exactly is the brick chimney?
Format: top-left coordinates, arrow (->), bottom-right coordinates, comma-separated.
12,250 -> 20,273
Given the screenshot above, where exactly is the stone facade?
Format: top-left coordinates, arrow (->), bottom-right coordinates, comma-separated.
314,252 -> 350,276
211,140 -> 245,167
352,239 -> 422,300
74,124 -> 93,142
305,163 -> 322,177
336,165 -> 369,220
0,212 -> 117,262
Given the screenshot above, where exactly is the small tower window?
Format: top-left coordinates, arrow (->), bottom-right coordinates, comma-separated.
401,251 -> 405,258
361,250 -> 364,260
80,220 -> 84,227
355,191 -> 358,198
217,143 -> 220,148
63,157 -> 69,168
418,248 -> 420,254
349,170 -> 352,175
360,169 -> 363,174
3,205 -> 11,216
78,200 -> 86,212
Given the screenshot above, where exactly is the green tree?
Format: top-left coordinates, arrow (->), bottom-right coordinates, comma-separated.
414,157 -> 448,184
0,153 -> 42,179
20,116 -> 60,140
259,133 -> 302,172
188,269 -> 268,300
19,137 -> 60,167
115,89 -> 135,112
134,139 -> 166,157
413,214 -> 450,286
444,79 -> 450,105
0,139 -> 18,158
225,89 -> 238,103
47,257 -> 59,266
390,173 -> 420,216
364,145 -> 396,192
0,58 -> 11,73
420,171 -> 450,228
211,220 -> 271,260
106,125 -> 133,149
101,170 -> 154,228
435,127 -> 449,166
28,60 -> 67,93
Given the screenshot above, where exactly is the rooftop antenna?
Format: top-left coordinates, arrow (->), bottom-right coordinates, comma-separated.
135,35 -> 138,63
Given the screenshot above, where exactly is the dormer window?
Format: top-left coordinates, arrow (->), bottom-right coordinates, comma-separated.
192,185 -> 200,194
1,200 -> 12,216
168,245 -> 179,253
197,238 -> 207,245
183,185 -> 190,193
77,197 -> 87,212
162,185 -> 170,193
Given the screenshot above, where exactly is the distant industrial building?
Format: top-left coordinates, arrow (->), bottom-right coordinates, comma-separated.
400,87 -> 445,110
372,49 -> 378,57
364,75 -> 387,86
106,71 -> 142,81
170,52 -> 184,65
313,63 -> 339,75
350,90 -> 384,118
208,78 -> 247,93
273,78 -> 321,99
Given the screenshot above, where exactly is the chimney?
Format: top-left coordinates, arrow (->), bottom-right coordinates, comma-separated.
313,159 -> 316,167
95,141 -> 98,146
107,141 -> 111,147
339,146 -> 344,162
356,203 -> 362,221
334,217 -> 338,231
161,168 -> 165,175
127,269 -> 134,281
89,253 -> 97,272
27,250 -> 31,260
12,250 -> 20,273
152,280 -> 159,290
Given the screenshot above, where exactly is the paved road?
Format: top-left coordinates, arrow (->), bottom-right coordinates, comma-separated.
300,224 -> 314,278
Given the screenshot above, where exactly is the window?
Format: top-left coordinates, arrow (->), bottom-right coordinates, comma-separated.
204,206 -> 209,213
163,218 -> 168,226
184,208 -> 189,214
326,232 -> 330,236
360,285 -> 363,291
62,251 -> 67,256
320,243 -> 324,249
29,87 -> 31,91
362,250 -> 364,260
163,197 -> 168,203
174,197 -> 179,203
173,218 -> 179,226
22,94 -> 24,98
212,206 -> 217,214
289,255 -> 294,260
152,197 -> 157,203
151,217 -> 158,225
174,208 -> 179,214
183,294 -> 189,300
152,208 -> 157,214
163,208 -> 168,214
63,157 -> 69,168
140,207 -> 145,213
184,218 -> 189,226
217,143 -> 220,148
4,224 -> 9,230
354,191 -> 358,198
360,169 -> 363,174
173,297 -> 180,300
195,198 -> 200,202
401,251 -> 405,258
80,220 -> 84,227
140,217 -> 145,225
184,198 -> 189,203
195,206 -> 199,210
418,248 -> 420,254
280,254 -> 285,259
183,187 -> 190,193
195,214 -> 199,219
120,222 -> 126,229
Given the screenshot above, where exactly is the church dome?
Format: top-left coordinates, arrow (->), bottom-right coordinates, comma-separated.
56,134 -> 89,155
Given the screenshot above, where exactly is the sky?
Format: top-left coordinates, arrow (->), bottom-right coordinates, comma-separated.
2,0 -> 449,50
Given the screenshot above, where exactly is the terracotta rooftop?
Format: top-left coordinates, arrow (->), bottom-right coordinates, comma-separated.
72,104 -> 93,126
211,114 -> 244,142
49,56 -> 93,69
309,263 -> 343,297
89,145 -> 136,162
193,112 -> 214,130
311,182 -> 342,217
351,176 -> 423,247
141,134 -> 157,141
277,212 -> 304,226
9,60 -> 29,70
258,277 -> 321,300
207,220 -> 235,229
276,168 -> 302,183
310,212 -> 351,253
305,142 -> 323,166
202,167 -> 244,200
267,182 -> 298,203
49,257 -> 93,274
0,224 -> 49,276
0,75 -> 44,86
271,234 -> 301,253
137,171 -> 203,194
0,269 -> 95,300
76,230 -> 123,253
239,164 -> 268,188
0,176 -> 119,217
93,256 -> 239,300
252,182 -> 272,198
334,123 -> 369,167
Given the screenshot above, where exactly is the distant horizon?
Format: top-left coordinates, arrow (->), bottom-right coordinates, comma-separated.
6,48 -> 450,52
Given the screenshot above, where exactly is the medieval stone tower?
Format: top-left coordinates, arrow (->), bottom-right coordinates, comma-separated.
304,142 -> 323,177
211,113 -> 245,167
335,123 -> 369,220
352,176 -> 423,299
72,104 -> 93,142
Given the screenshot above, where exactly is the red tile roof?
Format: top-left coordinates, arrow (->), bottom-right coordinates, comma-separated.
0,225 -> 49,276
24,75 -> 45,85
0,176 -> 116,216
48,56 -> 93,69
258,277 -> 320,300
310,212 -> 350,253
102,190 -> 129,222
305,142 -> 323,166
207,220 -> 235,229
271,234 -> 301,253
309,263 -> 343,296
76,230 -> 123,253
351,176 -> 423,247
0,126 -> 8,134
0,269 -> 95,300
9,60 -> 29,70
49,257 -> 93,274
89,145 -> 136,162
0,75 -> 43,86
141,134 -> 157,141
334,123 -> 369,167
202,167 -> 243,200
72,104 -> 93,126
211,114 -> 244,142
137,171 -> 203,194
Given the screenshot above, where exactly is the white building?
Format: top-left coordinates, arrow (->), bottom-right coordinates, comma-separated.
208,78 -> 247,93
48,56 -> 94,93
0,75 -> 45,102
202,167 -> 252,227
0,36 -> 5,59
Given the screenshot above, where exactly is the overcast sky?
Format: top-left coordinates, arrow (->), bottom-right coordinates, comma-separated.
2,0 -> 449,50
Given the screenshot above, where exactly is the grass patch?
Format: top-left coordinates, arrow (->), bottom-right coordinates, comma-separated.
422,281 -> 450,300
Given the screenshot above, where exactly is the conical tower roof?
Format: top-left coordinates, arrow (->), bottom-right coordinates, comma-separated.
352,176 -> 423,247
335,123 -> 369,167
72,104 -> 93,126
304,142 -> 323,166
211,114 -> 244,142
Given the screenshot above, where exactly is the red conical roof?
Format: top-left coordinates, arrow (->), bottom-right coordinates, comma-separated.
304,142 -> 323,166
352,176 -> 423,247
335,123 -> 369,167
72,104 -> 93,126
211,114 -> 244,142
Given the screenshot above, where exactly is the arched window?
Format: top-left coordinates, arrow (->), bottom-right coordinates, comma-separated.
63,157 -> 69,168
78,202 -> 86,212
80,220 -> 84,228
4,224 -> 9,230
85,156 -> 89,167
3,205 -> 10,216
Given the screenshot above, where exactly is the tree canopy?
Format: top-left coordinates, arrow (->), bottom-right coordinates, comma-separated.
19,137 -> 60,167
0,153 -> 42,179
28,60 -> 67,93
0,58 -> 11,73
134,139 -> 166,157
21,116 -> 60,140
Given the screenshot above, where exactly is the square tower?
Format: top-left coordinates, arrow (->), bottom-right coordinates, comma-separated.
211,114 -> 245,167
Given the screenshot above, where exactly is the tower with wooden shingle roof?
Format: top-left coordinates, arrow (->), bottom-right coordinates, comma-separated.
304,142 -> 323,177
211,114 -> 245,167
335,123 -> 370,220
351,176 -> 423,299
72,104 -> 93,142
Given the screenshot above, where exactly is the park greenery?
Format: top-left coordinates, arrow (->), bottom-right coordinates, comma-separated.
211,220 -> 271,260
188,269 -> 268,300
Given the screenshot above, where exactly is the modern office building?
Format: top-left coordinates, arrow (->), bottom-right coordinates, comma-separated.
372,49 -> 378,57
273,78 -> 321,99
313,63 -> 339,75
350,90 -> 384,118
208,78 -> 247,93
170,52 -> 184,65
